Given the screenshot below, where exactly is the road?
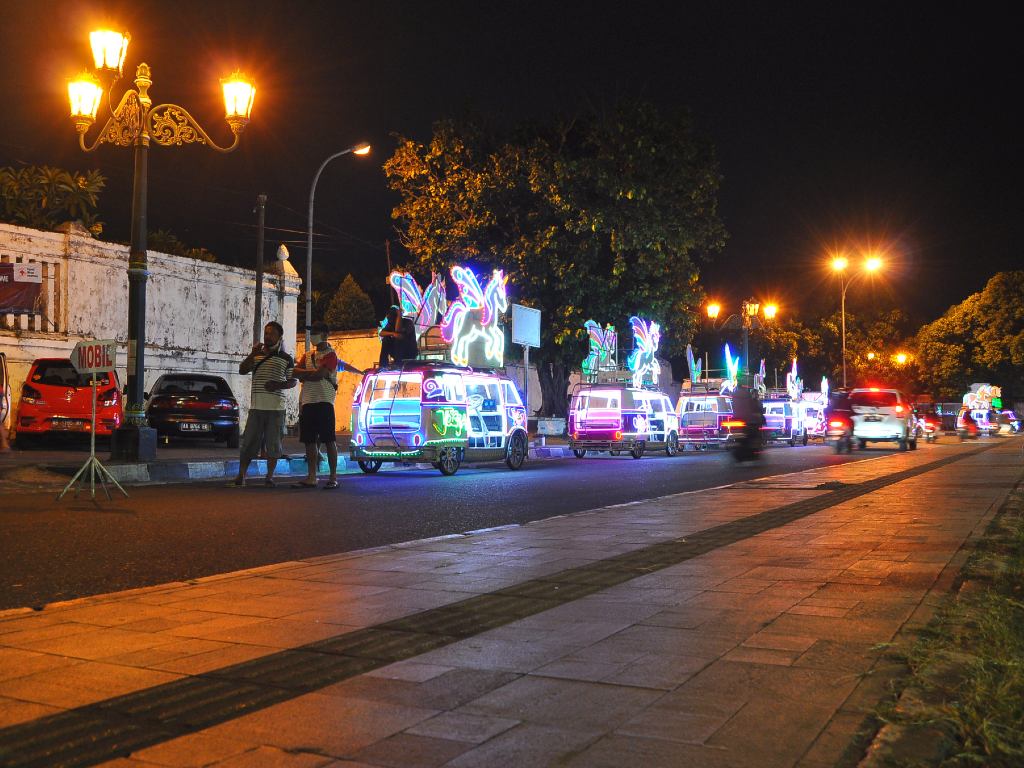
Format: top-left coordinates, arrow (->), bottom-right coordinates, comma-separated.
0,443 -> 895,610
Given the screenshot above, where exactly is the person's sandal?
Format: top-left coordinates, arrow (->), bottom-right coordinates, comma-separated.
323,480 -> 338,489
226,478 -> 245,488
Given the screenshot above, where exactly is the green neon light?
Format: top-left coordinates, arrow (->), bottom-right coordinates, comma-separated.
433,407 -> 466,438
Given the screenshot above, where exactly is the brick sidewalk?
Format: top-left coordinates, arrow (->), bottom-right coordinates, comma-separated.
0,439 -> 1020,767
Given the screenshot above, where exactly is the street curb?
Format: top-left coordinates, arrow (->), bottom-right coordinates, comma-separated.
24,443 -> 579,486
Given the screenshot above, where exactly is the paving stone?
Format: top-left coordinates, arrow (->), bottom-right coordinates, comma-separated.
405,711 -> 519,744
443,724 -> 603,767
348,732 -> 472,767
130,731 -> 253,767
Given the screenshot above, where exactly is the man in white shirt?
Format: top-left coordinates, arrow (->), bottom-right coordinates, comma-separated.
230,321 -> 295,487
292,321 -> 340,489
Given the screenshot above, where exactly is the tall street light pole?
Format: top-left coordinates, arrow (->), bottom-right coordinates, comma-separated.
67,29 -> 255,461
304,143 -> 371,353
831,255 -> 882,388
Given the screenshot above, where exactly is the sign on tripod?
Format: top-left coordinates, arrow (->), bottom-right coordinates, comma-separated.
59,339 -> 128,501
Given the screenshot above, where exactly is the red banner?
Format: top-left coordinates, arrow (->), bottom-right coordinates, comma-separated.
0,263 -> 42,314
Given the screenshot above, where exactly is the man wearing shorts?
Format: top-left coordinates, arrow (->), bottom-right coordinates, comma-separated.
292,320 -> 340,489
231,321 -> 295,487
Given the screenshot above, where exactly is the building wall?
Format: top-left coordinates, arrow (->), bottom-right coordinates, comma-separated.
0,222 -> 301,432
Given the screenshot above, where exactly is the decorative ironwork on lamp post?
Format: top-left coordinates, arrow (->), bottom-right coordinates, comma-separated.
67,29 -> 255,461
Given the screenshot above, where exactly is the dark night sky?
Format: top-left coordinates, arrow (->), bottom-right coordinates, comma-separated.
2,2 -> 1020,325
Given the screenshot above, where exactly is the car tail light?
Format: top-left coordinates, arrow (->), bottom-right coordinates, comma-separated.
894,405 -> 904,414
21,384 -> 43,404
99,388 -> 118,407
829,419 -> 846,428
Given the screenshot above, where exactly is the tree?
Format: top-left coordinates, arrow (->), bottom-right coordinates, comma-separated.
0,165 -> 105,235
915,271 -> 1024,399
147,229 -> 218,263
384,101 -> 726,415
325,274 -> 378,330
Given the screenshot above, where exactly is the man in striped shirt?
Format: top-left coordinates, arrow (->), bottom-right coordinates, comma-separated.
230,321 -> 295,487
292,321 -> 340,489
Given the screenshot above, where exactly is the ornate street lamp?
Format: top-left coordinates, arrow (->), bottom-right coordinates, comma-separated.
705,299 -> 778,383
67,28 -> 254,461
831,253 -> 883,388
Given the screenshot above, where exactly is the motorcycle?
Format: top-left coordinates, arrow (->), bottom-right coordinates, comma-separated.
730,418 -> 764,462
826,414 -> 854,454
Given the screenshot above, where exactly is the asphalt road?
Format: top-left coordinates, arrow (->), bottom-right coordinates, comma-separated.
0,443 -> 892,610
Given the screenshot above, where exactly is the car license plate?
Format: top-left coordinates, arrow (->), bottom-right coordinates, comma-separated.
864,415 -> 882,422
51,419 -> 85,431
181,422 -> 211,432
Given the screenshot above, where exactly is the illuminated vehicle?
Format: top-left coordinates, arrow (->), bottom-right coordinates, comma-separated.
798,401 -> 826,442
762,398 -> 806,446
849,387 -> 917,451
997,410 -> 1020,434
675,389 -> 741,446
569,385 -> 680,458
145,373 -> 240,447
13,358 -> 123,447
825,389 -> 854,454
350,362 -> 528,476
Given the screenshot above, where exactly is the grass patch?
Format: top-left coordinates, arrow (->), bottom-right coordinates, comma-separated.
872,490 -> 1024,767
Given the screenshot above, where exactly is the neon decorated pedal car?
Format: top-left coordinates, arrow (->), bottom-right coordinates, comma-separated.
349,266 -> 528,476
568,316 -> 680,458
569,384 -> 679,458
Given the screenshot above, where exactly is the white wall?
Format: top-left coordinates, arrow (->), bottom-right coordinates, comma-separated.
0,222 -> 301,431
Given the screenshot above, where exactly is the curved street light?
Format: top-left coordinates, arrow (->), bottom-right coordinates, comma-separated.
304,143 -> 371,353
67,28 -> 255,461
831,254 -> 883,387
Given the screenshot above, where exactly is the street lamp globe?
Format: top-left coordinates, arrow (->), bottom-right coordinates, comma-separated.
221,71 -> 256,132
89,29 -> 129,79
706,302 -> 721,320
353,143 -> 371,155
67,73 -> 102,129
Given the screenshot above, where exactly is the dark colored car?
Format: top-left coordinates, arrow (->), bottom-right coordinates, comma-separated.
145,374 -> 239,446
14,358 -> 123,447
824,388 -> 854,453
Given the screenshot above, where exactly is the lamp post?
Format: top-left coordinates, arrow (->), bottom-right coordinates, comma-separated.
705,299 -> 778,383
304,143 -> 371,353
831,255 -> 882,388
67,29 -> 255,461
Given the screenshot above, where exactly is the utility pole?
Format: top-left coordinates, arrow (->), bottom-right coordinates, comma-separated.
252,193 -> 267,344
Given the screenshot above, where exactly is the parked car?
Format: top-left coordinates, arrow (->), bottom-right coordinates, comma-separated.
1,351 -> 10,446
849,387 -> 917,451
14,357 -> 123,447
145,373 -> 239,447
762,398 -> 806,446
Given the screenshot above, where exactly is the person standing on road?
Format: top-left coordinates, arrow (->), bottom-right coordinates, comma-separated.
292,321 -> 340,489
230,321 -> 295,487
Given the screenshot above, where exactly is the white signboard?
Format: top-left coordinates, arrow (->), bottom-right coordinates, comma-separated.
70,339 -> 118,374
511,304 -> 541,348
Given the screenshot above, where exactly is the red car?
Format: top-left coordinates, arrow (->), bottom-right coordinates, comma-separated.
15,358 -> 123,447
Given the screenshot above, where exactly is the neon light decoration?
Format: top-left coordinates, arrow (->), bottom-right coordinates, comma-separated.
821,377 -> 829,403
685,344 -> 702,383
626,316 -> 661,388
440,266 -> 508,367
720,344 -> 740,393
963,384 -> 1001,411
785,358 -> 803,401
432,407 -> 467,438
388,270 -> 448,339
582,321 -> 618,377
753,359 -> 767,397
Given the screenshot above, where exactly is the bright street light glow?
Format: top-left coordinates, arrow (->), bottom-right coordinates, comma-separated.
353,143 -> 371,155
706,303 -> 720,320
867,351 -> 876,360
831,256 -> 849,272
894,352 -> 908,365
865,256 -> 882,272
89,29 -> 130,75
763,303 -> 778,320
